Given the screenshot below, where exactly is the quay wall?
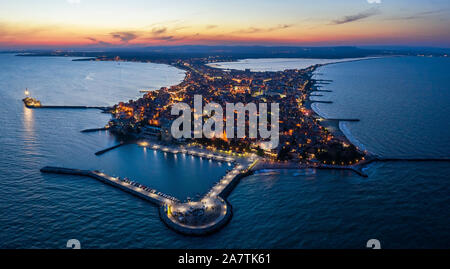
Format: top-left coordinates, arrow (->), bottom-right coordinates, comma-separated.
218,170 -> 254,199
89,173 -> 164,206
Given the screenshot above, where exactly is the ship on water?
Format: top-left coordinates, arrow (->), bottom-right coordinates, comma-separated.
22,89 -> 41,108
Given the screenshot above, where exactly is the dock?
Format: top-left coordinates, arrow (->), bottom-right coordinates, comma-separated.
26,105 -> 111,111
40,144 -> 259,236
22,96 -> 111,112
95,142 -> 127,156
326,118 -> 360,122
310,100 -> 333,104
136,141 -> 236,163
81,127 -> 109,133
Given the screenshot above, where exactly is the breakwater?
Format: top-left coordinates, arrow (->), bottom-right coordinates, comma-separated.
252,160 -> 368,177
40,144 -> 259,236
81,127 -> 109,133
40,166 -> 177,205
311,100 -> 333,104
95,142 -> 127,156
25,104 -> 110,111
326,118 -> 360,122
364,157 -> 450,165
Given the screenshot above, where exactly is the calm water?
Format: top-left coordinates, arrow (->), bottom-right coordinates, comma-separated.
312,57 -> 450,159
208,57 -> 375,72
0,55 -> 449,249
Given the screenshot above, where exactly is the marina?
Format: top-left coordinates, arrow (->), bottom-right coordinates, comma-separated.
41,140 -> 258,235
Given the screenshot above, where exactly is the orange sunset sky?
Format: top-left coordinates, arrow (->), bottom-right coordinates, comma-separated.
1,0 -> 449,48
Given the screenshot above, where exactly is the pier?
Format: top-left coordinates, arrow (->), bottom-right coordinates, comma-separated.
137,142 -> 235,163
26,105 -> 111,111
40,166 -> 178,206
95,142 -> 127,156
326,118 -> 360,122
22,95 -> 111,112
310,100 -> 333,104
363,157 -> 450,165
81,127 -> 109,133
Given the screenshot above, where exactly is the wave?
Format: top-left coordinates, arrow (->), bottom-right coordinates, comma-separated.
339,121 -> 367,152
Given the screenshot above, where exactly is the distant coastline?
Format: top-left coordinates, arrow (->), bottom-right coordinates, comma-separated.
206,56 -> 387,72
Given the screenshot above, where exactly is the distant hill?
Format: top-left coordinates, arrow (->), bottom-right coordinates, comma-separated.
7,45 -> 448,62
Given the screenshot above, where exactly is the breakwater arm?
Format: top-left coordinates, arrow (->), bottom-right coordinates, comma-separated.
314,89 -> 333,92
251,161 -> 368,178
326,118 -> 360,122
40,166 -> 176,206
95,142 -> 127,156
373,158 -> 450,163
81,127 -> 108,133
310,100 -> 333,104
26,105 -> 110,111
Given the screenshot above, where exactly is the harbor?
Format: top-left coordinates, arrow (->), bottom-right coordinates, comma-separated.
41,141 -> 259,235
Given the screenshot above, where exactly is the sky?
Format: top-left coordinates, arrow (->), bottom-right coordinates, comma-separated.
0,0 -> 449,49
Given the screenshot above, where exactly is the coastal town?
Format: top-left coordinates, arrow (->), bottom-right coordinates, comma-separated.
25,55 -> 370,234
108,57 -> 366,167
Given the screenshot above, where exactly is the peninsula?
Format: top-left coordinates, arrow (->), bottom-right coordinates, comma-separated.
39,54 -> 372,235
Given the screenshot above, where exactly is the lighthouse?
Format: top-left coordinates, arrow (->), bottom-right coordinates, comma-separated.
22,89 -> 41,108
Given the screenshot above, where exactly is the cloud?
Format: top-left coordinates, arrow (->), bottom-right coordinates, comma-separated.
367,0 -> 381,4
86,37 -> 112,46
146,26 -> 182,42
151,27 -> 167,35
67,0 -> 81,4
236,24 -> 293,34
206,25 -> 218,30
151,35 -> 177,41
332,8 -> 380,24
109,31 -> 138,43
390,9 -> 447,20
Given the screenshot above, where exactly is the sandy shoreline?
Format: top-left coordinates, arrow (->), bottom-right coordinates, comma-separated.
207,56 -> 387,72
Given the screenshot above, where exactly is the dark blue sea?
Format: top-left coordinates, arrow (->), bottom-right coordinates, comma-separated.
0,54 -> 449,249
